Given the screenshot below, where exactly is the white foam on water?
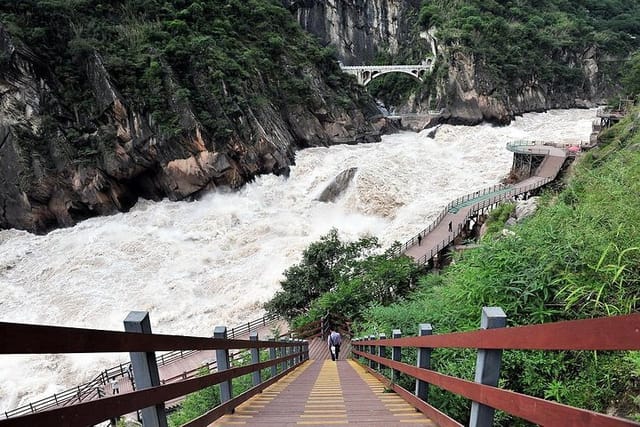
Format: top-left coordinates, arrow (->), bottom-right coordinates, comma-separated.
0,109 -> 594,411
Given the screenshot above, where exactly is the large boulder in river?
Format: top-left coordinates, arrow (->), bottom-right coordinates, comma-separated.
316,168 -> 358,202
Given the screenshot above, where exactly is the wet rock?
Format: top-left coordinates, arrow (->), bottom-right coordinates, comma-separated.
316,167 -> 358,202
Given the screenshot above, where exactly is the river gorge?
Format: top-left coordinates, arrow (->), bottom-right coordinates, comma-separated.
0,109 -> 594,412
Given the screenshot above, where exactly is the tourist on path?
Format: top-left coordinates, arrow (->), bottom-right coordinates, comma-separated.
417,234 -> 422,246
110,377 -> 119,395
328,328 -> 342,361
448,221 -> 453,232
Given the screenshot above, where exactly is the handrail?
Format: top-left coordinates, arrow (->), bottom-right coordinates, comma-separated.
352,312 -> 640,427
399,140 -> 565,265
1,318 -> 307,425
2,312 -> 281,419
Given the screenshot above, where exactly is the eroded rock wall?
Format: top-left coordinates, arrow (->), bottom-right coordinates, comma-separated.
0,24 -> 380,233
284,0 -> 423,65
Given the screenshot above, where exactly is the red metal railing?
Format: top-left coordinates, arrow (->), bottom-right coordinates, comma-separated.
3,312 -> 281,419
352,312 -> 640,427
0,320 -> 307,426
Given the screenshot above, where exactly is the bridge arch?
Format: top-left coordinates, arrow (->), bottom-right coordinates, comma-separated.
340,58 -> 435,86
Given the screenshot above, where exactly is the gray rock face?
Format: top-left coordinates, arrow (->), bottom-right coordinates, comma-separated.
0,24 -> 380,233
515,197 -> 539,222
316,167 -> 358,202
283,0 -> 425,65
439,50 -> 605,125
285,2 -> 615,125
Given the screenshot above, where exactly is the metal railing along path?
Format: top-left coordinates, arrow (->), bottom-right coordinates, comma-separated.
3,312 -> 281,420
353,309 -> 640,427
398,140 -> 567,265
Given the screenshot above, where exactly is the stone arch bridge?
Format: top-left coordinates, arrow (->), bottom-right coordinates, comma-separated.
340,58 -> 434,86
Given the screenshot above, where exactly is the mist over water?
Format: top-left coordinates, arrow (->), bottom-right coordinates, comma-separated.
0,109 -> 593,411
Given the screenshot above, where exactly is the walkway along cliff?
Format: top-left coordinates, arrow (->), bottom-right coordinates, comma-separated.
401,139 -> 578,267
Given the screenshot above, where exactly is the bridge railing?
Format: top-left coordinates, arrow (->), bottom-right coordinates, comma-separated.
396,182 -> 512,256
412,177 -> 550,266
506,140 -> 552,156
352,309 -> 640,427
0,314 -> 296,425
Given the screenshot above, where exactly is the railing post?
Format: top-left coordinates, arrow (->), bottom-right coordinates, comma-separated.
469,307 -> 507,427
378,333 -> 386,374
369,335 -> 377,370
415,324 -> 432,403
269,338 -> 277,377
124,311 -> 167,427
392,329 -> 402,384
250,332 -> 261,387
214,326 -> 233,409
279,339 -> 287,372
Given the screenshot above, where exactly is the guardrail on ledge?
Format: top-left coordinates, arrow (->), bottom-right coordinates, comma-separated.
0,312 -> 305,426
352,309 -> 640,427
3,312 -> 282,420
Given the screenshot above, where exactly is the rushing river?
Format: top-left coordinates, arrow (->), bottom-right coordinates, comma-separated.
0,109 -> 594,412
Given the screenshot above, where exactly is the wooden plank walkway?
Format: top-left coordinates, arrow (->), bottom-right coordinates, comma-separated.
211,360 -> 436,426
404,142 -> 567,264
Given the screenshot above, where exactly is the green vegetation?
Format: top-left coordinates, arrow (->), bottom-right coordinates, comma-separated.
264,228 -> 422,325
168,348 -> 276,426
267,111 -> 640,423
483,202 -> 515,235
168,368 -> 220,427
623,51 -> 640,98
418,0 -> 640,93
0,0 -> 368,151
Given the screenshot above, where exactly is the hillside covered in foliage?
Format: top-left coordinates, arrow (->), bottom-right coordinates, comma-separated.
368,0 -> 640,122
0,0 -> 379,232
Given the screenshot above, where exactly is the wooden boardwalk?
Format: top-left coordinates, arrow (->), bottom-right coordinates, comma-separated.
404,142 -> 567,264
212,357 -> 435,426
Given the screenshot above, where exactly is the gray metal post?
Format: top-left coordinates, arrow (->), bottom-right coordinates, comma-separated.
279,339 -> 287,372
214,326 -> 233,406
123,311 -> 167,427
392,329 -> 402,385
269,338 -> 277,377
304,340 -> 309,361
378,334 -> 386,374
415,324 -> 433,403
369,335 -> 377,370
285,339 -> 291,368
250,332 -> 261,387
469,307 -> 507,427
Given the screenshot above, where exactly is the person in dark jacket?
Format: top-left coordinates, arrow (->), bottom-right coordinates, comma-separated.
328,329 -> 342,361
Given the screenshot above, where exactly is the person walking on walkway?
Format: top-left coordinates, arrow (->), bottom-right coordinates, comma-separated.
417,234 -> 422,246
328,328 -> 342,361
448,221 -> 453,232
110,377 -> 119,395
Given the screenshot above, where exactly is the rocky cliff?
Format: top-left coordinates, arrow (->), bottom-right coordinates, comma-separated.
285,0 -> 631,126
283,0 -> 425,66
436,47 -> 609,125
0,5 -> 380,233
